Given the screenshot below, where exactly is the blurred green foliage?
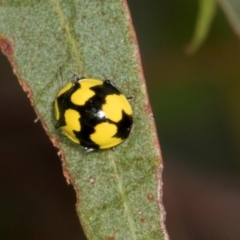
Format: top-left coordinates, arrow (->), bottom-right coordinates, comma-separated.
128,0 -> 240,174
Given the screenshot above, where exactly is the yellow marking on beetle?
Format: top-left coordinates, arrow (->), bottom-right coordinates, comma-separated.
90,122 -> 122,149
102,94 -> 133,122
71,79 -> 103,106
61,109 -> 81,144
57,82 -> 72,97
54,100 -> 60,120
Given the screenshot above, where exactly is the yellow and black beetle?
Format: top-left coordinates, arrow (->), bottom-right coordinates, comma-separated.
54,75 -> 133,151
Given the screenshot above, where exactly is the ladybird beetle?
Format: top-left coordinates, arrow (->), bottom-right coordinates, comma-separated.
54,75 -> 133,151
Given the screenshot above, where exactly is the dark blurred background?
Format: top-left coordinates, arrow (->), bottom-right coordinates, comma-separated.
1,0 -> 240,239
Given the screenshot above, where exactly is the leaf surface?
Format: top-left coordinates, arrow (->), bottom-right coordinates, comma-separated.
0,1 -> 166,239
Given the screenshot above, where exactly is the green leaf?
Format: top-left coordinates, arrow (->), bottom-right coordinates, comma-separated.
0,1 -> 167,239
217,0 -> 240,37
186,0 -> 217,54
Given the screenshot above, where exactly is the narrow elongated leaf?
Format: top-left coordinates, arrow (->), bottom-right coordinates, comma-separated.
0,1 -> 167,239
186,0 -> 217,53
218,0 -> 240,37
